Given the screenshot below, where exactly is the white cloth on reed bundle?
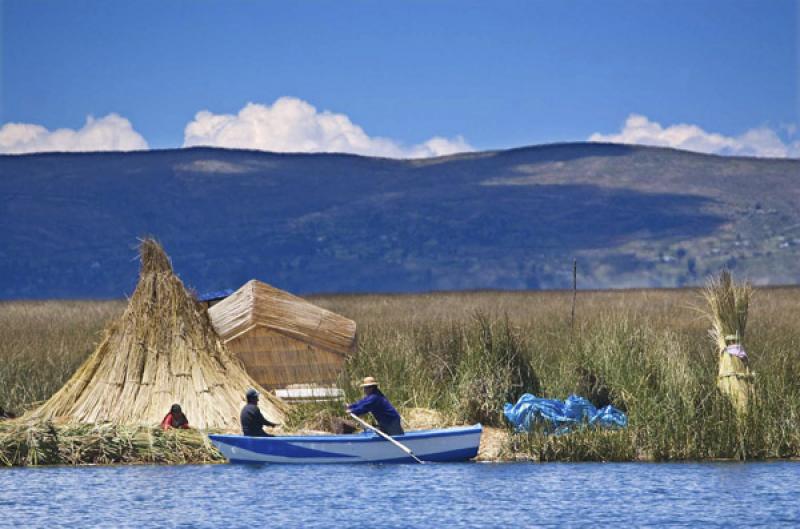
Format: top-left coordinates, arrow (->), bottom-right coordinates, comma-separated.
724,344 -> 748,360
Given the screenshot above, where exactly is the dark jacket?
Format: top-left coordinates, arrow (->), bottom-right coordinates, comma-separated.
348,390 -> 402,434
240,402 -> 276,437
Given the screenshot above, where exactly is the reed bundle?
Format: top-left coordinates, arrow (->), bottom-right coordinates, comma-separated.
702,270 -> 753,414
27,239 -> 286,429
0,420 -> 223,466
703,270 -> 751,351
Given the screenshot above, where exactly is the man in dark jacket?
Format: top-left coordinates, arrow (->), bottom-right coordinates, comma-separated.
240,388 -> 277,437
346,377 -> 404,436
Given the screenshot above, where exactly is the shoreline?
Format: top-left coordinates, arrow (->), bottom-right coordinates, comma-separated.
2,420 -> 798,467
4,291 -> 800,466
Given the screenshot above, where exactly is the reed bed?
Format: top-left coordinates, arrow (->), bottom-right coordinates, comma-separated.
0,300 -> 123,414
2,285 -> 800,464
322,286 -> 800,461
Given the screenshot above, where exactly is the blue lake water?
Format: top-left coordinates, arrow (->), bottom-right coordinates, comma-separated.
1,462 -> 799,528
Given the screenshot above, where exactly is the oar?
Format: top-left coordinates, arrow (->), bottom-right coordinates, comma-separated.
348,412 -> 426,464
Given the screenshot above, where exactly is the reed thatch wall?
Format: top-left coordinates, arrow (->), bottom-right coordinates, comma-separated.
226,327 -> 344,389
208,280 -> 356,389
28,239 -> 286,430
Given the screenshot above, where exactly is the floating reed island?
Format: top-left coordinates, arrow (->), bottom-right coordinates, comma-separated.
0,421 -> 223,466
2,247 -> 800,465
1,239 -> 285,465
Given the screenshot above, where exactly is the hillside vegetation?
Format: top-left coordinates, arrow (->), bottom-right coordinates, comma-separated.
1,143 -> 799,298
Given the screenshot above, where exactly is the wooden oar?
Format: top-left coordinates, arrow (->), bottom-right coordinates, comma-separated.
349,413 -> 426,464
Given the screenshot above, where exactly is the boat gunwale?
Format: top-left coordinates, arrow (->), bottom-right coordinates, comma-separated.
227,446 -> 480,465
209,424 -> 483,444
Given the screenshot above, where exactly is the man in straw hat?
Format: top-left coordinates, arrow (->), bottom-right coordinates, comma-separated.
346,377 -> 404,436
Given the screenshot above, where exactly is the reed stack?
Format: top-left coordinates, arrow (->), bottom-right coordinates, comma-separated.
702,270 -> 753,415
27,238 -> 286,430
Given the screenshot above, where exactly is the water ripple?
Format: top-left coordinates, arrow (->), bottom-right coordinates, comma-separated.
0,462 -> 799,528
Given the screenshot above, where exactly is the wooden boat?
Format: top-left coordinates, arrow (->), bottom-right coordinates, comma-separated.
208,424 -> 482,464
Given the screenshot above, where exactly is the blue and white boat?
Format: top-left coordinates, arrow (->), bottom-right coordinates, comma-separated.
208,424 -> 483,464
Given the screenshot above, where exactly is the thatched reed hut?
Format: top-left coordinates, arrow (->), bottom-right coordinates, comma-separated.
208,280 -> 357,390
30,239 -> 286,430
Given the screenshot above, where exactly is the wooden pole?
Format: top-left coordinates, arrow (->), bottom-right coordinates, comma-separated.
571,259 -> 577,331
349,413 -> 426,464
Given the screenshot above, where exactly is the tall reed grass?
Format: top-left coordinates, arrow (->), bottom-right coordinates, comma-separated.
340,312 -> 539,425
0,301 -> 123,413
321,287 -> 800,460
2,287 -> 799,462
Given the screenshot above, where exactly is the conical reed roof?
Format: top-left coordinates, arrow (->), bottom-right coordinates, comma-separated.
31,239 -> 286,430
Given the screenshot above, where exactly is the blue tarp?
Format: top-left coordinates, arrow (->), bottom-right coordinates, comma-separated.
197,289 -> 235,302
503,394 -> 627,434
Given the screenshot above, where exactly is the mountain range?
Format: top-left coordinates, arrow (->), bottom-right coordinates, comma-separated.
1,142 -> 798,299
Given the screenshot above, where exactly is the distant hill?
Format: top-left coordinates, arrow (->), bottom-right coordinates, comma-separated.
1,143 -> 798,299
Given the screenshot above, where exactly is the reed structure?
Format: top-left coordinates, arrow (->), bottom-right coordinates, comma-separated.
208,280 -> 357,390
29,239 -> 286,430
703,270 -> 753,415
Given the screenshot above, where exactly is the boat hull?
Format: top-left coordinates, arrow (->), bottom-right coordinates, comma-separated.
208,424 -> 482,464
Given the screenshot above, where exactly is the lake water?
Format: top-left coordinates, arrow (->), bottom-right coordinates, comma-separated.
1,462 -> 799,528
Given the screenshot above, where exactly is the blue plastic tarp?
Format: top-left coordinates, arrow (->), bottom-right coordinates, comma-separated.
197,289 -> 235,302
503,394 -> 627,433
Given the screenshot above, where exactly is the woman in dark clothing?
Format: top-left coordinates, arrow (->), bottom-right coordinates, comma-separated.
161,404 -> 190,430
346,377 -> 404,436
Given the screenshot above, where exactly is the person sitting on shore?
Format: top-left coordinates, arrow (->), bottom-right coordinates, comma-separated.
240,388 -> 278,437
346,377 -> 404,436
161,404 -> 190,430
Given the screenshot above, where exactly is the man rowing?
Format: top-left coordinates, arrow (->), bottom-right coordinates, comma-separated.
346,377 -> 404,436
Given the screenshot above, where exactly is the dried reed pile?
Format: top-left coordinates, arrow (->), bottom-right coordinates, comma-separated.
703,270 -> 753,415
0,420 -> 223,466
27,239 -> 286,429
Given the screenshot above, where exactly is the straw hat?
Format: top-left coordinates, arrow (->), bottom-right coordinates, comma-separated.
360,376 -> 379,387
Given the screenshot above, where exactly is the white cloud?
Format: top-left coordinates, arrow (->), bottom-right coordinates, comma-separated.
590,114 -> 800,158
183,97 -> 472,159
0,114 -> 149,154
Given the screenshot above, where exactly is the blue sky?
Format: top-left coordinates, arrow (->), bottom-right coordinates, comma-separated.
1,0 -> 798,157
